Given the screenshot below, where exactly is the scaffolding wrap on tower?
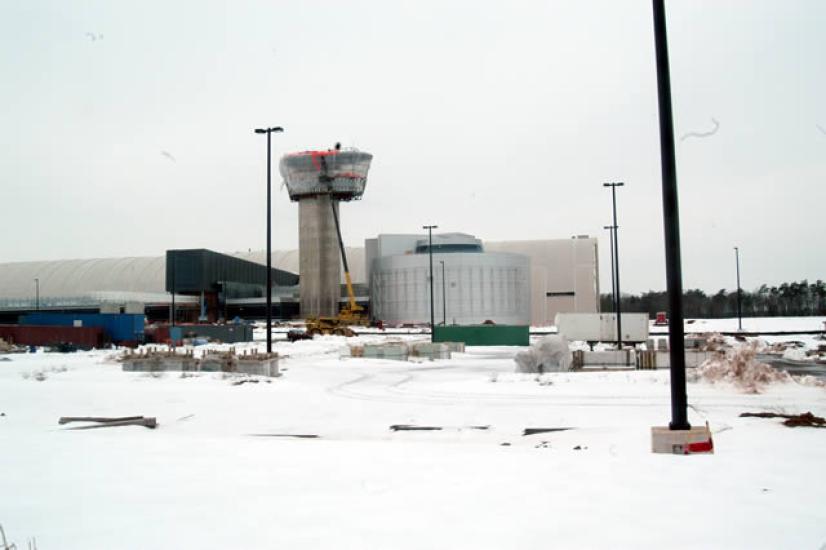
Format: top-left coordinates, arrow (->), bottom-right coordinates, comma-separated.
279,147 -> 373,318
279,148 -> 373,202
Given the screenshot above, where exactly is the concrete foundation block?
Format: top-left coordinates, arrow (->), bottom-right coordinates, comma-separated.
410,342 -> 451,360
363,343 -> 409,360
651,424 -> 714,455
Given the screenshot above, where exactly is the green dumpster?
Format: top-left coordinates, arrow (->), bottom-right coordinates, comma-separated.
432,325 -> 529,346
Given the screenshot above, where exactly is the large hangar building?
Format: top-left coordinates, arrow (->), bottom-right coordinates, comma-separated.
0,236 -> 598,326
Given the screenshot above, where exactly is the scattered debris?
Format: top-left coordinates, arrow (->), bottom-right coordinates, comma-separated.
740,411 -> 826,428
287,329 -> 313,342
523,428 -> 572,436
389,424 -> 488,432
60,416 -> 157,429
500,442 -> 511,446
250,434 -> 319,439
59,416 -> 143,425
573,445 -> 588,450
0,357 -> 11,362
176,414 -> 195,422
390,425 -> 442,431
534,441 -> 551,449
48,342 -> 79,353
232,378 -> 260,386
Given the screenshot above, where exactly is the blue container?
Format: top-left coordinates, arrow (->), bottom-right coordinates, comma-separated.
20,313 -> 145,343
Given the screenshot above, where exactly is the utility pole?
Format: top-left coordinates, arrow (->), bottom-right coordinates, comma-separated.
254,126 -> 284,354
604,182 -> 624,347
735,247 -> 743,331
653,0 -> 690,430
423,225 -> 438,341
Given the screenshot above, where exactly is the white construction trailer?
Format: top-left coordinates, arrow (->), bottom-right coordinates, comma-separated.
555,312 -> 649,344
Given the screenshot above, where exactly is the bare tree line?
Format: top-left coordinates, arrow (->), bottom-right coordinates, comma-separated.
601,279 -> 826,318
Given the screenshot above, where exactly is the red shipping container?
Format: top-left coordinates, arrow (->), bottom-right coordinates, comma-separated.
0,325 -> 106,349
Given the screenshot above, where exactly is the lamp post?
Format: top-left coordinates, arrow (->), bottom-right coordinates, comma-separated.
170,255 -> 176,327
34,278 -> 39,311
652,0 -> 689,431
603,225 -> 616,313
423,224 -> 438,340
604,182 -> 624,347
440,260 -> 446,325
254,126 -> 284,354
734,247 -> 742,331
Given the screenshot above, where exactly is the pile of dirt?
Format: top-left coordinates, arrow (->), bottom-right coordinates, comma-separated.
740,411 -> 826,428
691,342 -> 792,393
701,332 -> 728,352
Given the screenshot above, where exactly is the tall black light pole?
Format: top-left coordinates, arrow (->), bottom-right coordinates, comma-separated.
34,278 -> 39,311
440,260 -> 446,325
604,182 -> 624,347
653,0 -> 690,430
171,256 -> 176,327
735,247 -> 743,331
423,224 -> 438,340
255,126 -> 284,354
603,225 -> 616,313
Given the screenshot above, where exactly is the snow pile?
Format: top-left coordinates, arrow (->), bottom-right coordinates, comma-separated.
514,335 -> 571,373
782,347 -> 808,361
691,342 -> 791,393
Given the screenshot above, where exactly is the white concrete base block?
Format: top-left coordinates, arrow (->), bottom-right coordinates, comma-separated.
651,424 -> 714,454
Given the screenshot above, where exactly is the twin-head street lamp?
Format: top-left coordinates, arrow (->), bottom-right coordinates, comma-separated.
603,182 -> 624,348
255,126 -> 284,354
422,225 -> 438,341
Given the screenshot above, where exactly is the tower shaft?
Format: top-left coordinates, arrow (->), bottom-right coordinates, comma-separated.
298,196 -> 341,317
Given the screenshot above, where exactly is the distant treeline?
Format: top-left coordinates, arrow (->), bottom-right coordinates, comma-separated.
601,280 -> 826,318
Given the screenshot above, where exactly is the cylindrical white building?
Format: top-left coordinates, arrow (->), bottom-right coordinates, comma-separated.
368,234 -> 531,325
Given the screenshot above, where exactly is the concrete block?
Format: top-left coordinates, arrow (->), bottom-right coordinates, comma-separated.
363,343 -> 409,360
582,350 -> 633,367
410,342 -> 451,360
651,424 -> 714,455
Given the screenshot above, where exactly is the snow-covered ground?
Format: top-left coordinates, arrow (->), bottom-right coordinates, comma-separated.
2,324 -> 826,549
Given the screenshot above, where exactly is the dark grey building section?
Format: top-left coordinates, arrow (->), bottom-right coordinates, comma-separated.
165,249 -> 298,294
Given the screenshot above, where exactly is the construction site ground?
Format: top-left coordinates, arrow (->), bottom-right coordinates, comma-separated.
1,317 -> 825,549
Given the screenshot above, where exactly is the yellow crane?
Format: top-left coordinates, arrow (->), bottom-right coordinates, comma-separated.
304,149 -> 368,337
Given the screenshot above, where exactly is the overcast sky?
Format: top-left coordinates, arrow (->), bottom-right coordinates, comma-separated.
1,1 -> 824,294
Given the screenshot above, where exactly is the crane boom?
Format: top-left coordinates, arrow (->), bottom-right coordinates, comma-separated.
319,154 -> 363,314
